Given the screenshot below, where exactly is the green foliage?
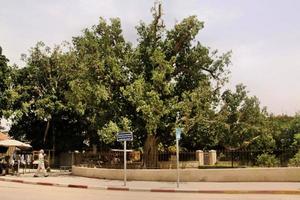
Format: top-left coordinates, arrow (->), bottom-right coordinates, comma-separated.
4,3 -> 298,157
268,115 -> 294,149
256,153 -> 279,167
292,133 -> 300,148
249,133 -> 276,151
3,42 -> 92,151
98,121 -> 119,145
66,17 -> 135,148
217,84 -> 270,150
288,150 -> 300,166
126,4 -> 231,153
0,46 -> 12,118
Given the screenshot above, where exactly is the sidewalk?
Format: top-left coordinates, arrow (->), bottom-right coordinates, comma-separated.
1,172 -> 300,195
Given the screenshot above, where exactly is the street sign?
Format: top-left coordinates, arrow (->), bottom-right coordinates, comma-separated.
117,131 -> 133,187
117,132 -> 133,142
175,128 -> 181,140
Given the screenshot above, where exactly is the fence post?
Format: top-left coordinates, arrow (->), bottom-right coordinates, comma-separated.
231,151 -> 234,168
92,145 -> 97,155
71,152 -> 74,166
196,150 -> 204,166
208,150 -> 217,165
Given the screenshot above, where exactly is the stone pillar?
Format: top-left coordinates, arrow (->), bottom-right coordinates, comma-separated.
196,150 -> 204,166
132,151 -> 140,161
92,145 -> 97,154
208,150 -> 217,165
170,155 -> 177,169
71,152 -> 74,166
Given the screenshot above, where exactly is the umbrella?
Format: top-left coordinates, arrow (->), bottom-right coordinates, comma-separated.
0,139 -> 32,149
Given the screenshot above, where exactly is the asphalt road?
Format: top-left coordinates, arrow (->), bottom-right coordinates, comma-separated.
1,181 -> 300,200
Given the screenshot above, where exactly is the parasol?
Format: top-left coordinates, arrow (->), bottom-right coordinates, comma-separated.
0,139 -> 32,149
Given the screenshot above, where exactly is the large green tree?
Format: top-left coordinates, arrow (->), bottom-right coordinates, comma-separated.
59,4 -> 231,167
7,4 -> 284,167
5,42 -> 89,151
66,17 -> 134,149
0,46 -> 11,119
216,84 -> 273,150
121,4 -> 230,167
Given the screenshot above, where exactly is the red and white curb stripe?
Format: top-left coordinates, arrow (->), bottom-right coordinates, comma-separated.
1,177 -> 300,195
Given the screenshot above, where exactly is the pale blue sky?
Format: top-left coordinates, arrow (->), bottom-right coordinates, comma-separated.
1,0 -> 300,115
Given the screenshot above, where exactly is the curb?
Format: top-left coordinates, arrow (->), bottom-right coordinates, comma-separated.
1,177 -> 300,195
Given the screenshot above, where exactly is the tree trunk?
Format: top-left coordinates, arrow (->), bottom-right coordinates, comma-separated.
143,134 -> 158,169
52,121 -> 55,168
43,119 -> 50,143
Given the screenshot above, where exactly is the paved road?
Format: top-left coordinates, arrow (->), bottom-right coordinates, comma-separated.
3,173 -> 300,191
1,181 -> 300,200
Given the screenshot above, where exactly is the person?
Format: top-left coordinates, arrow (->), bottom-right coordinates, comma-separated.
9,152 -> 17,175
34,149 -> 48,177
0,156 -> 4,175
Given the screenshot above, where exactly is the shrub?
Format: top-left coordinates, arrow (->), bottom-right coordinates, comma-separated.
256,153 -> 279,167
289,150 -> 300,167
218,152 -> 226,161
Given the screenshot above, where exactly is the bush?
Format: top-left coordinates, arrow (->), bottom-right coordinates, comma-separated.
289,150 -> 300,167
218,152 -> 226,161
256,153 -> 279,167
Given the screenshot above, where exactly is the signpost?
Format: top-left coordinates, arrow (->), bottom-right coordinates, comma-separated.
175,127 -> 181,188
117,132 -> 133,186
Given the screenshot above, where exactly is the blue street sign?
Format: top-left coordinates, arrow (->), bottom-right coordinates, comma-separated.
175,128 -> 181,140
117,132 -> 133,142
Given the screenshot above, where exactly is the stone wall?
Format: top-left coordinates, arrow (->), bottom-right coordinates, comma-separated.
158,161 -> 199,169
72,166 -> 300,182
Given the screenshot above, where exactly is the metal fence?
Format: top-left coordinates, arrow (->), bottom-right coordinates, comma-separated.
67,148 -> 300,169
216,148 -> 299,168
71,151 -> 198,169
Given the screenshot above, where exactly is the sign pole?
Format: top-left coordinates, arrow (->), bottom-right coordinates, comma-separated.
175,112 -> 181,188
124,140 -> 127,186
176,138 -> 179,188
175,126 -> 181,188
117,131 -> 132,187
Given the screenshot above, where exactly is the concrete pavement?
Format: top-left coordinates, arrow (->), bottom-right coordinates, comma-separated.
1,172 -> 300,195
3,181 -> 300,200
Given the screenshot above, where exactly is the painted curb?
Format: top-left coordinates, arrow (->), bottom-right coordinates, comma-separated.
1,177 -> 300,195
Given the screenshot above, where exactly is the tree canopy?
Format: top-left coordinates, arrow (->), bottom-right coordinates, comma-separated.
0,46 -> 11,118
0,3 -> 298,167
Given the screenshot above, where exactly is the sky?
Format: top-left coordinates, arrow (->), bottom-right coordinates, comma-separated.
1,0 -> 300,115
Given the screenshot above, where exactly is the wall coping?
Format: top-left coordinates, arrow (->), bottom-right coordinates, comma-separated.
72,166 -> 300,182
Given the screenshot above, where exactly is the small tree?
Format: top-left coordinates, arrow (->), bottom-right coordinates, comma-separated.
256,153 -> 279,167
217,84 -> 270,151
289,150 -> 300,167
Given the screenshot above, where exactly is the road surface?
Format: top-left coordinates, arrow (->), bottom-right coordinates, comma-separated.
0,181 -> 299,200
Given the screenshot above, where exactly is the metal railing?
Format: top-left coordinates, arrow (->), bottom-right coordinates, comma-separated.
216,148 -> 299,168
67,148 -> 300,169
72,151 -> 198,169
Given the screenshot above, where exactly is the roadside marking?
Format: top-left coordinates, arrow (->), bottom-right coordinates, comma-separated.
37,182 -> 54,186
107,187 -> 129,191
1,178 -> 300,195
68,184 -> 88,189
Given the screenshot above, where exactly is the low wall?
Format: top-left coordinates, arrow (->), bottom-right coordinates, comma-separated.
72,166 -> 300,182
158,161 -> 199,169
